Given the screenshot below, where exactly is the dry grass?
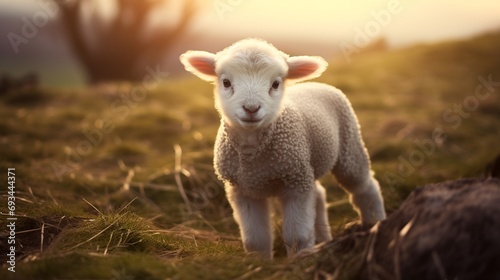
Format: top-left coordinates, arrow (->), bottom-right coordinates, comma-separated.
1,31 -> 499,279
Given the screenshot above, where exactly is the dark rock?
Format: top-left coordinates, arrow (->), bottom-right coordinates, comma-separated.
368,178 -> 500,280
0,74 -> 14,95
485,155 -> 500,179
0,72 -> 39,95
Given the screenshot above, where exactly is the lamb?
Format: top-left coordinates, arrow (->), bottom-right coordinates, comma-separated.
179,38 -> 386,259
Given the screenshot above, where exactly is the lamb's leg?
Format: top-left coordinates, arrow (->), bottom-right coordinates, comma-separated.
332,94 -> 386,225
335,170 -> 386,225
315,182 -> 332,243
280,188 -> 316,257
351,174 -> 386,225
226,187 -> 272,259
332,110 -> 386,225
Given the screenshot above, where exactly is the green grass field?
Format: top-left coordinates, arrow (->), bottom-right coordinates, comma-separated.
1,31 -> 500,279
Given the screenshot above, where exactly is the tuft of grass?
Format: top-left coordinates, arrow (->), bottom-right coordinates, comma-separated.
51,210 -> 175,254
11,252 -> 177,280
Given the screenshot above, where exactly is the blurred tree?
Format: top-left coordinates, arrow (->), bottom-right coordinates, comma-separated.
58,0 -> 197,83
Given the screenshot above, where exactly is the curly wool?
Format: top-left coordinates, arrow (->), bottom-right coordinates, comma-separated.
214,82 -> 371,199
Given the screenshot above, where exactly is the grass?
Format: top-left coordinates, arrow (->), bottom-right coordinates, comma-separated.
1,31 -> 500,279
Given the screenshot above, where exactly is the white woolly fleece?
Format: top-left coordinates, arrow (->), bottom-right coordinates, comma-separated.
215,82 -> 374,198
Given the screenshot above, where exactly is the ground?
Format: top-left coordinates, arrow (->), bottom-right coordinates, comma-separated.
1,31 -> 499,279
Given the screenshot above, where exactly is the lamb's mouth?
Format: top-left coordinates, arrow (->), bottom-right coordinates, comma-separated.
239,117 -> 262,124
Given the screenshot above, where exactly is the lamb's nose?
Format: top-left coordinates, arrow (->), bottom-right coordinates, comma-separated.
243,105 -> 261,114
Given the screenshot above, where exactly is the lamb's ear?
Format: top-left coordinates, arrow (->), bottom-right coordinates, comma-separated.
286,56 -> 328,83
180,51 -> 217,82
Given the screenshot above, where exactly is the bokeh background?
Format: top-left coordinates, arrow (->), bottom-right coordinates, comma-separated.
1,1 -> 500,279
1,0 -> 499,85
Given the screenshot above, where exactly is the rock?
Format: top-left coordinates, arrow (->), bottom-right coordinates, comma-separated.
368,178 -> 500,280
484,155 -> 500,179
0,72 -> 39,95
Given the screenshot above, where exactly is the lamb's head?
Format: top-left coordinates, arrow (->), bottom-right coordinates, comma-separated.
180,38 -> 327,130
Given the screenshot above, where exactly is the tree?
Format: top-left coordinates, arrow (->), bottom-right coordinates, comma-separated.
58,0 -> 197,83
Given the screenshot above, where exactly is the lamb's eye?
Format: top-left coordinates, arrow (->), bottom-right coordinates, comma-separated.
222,79 -> 231,88
272,80 -> 280,90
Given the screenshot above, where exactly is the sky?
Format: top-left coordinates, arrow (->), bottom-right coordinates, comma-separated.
2,0 -> 499,48
191,0 -> 500,47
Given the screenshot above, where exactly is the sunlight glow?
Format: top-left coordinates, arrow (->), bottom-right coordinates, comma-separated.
194,0 -> 500,47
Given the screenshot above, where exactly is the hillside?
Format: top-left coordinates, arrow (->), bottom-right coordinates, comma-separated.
1,31 -> 499,279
